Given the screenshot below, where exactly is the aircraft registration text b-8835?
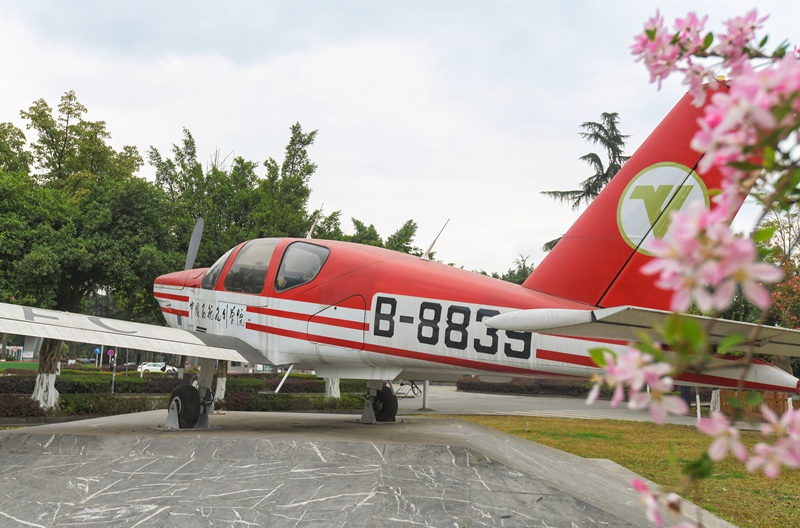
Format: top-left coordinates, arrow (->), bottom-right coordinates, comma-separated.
371,294 -> 533,360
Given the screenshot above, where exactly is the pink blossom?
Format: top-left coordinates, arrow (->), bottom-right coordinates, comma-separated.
712,10 -> 768,75
631,12 -> 710,92
647,393 -> 689,425
586,378 -> 602,405
673,13 -> 708,54
746,440 -> 800,478
632,478 -> 663,527
631,11 -> 679,88
587,347 -> 687,423
642,203 -> 782,313
697,412 -> 749,462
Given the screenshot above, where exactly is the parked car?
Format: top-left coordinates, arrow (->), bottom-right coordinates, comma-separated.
137,362 -> 177,373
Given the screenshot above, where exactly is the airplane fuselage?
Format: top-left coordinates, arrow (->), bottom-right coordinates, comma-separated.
153,237 -> 799,393
154,238 -> 611,382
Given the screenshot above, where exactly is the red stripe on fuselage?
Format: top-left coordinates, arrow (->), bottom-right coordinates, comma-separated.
246,322 -> 578,378
160,307 -> 189,317
675,371 -> 796,393
538,349 -> 597,368
154,291 -> 190,302
247,306 -> 367,331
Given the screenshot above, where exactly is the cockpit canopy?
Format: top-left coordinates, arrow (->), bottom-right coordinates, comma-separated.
201,239 -> 330,294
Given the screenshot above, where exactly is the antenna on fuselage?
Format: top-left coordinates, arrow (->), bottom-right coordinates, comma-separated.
306,204 -> 324,239
422,218 -> 450,261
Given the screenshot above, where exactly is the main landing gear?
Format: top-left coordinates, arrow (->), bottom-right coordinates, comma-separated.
360,380 -> 398,423
164,359 -> 216,429
165,383 -> 214,429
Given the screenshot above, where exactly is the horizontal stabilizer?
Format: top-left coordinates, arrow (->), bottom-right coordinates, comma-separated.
0,302 -> 263,364
485,306 -> 800,358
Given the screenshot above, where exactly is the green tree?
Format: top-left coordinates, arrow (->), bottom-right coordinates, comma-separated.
252,122 -> 317,239
148,122 -> 319,267
0,123 -> 32,174
486,255 -> 534,285
541,112 -> 630,251
385,220 -> 422,255
5,91 -> 172,409
347,219 -> 383,247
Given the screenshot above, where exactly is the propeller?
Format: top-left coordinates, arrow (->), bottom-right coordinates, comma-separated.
185,218 -> 205,270
178,217 -> 204,378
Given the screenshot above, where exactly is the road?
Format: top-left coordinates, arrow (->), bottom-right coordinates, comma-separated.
396,383 -> 700,426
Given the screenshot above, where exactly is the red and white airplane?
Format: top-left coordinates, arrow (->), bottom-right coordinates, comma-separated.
3,80 -> 800,428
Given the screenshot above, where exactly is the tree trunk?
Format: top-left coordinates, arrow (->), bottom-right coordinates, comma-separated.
32,338 -> 62,410
325,377 -> 341,399
1,333 -> 6,359
213,360 -> 228,402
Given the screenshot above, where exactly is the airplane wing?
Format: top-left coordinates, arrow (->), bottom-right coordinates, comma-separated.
0,301 -> 265,364
484,305 -> 800,358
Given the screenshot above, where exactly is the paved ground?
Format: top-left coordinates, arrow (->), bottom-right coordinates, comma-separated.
0,388 -> 734,528
397,383 -> 701,426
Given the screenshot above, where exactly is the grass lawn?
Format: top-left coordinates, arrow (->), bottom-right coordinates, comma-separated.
456,415 -> 799,528
0,361 -> 39,371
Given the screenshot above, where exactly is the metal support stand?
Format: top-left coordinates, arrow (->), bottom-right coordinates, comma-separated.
418,379 -> 432,411
360,380 -> 383,423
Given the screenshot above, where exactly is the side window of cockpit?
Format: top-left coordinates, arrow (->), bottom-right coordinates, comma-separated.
275,242 -> 330,292
201,248 -> 234,290
224,239 -> 279,294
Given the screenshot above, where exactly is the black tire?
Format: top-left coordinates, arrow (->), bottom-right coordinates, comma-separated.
374,385 -> 398,422
169,384 -> 201,428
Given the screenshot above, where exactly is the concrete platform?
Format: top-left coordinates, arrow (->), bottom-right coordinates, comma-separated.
0,411 -> 734,527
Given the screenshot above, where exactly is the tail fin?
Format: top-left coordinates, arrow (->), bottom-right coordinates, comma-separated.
524,81 -> 739,310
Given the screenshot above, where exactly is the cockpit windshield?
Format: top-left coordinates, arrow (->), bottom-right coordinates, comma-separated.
275,242 -> 330,291
223,239 -> 279,294
201,248 -> 234,290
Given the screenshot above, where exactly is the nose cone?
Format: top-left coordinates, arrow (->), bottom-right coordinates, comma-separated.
155,268 -> 207,289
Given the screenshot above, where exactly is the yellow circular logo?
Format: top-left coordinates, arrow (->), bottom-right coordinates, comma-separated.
617,162 -> 709,256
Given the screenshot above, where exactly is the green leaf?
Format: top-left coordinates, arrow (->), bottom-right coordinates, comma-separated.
683,453 -> 714,479
725,395 -> 743,410
589,347 -> 614,367
744,391 -> 762,408
717,334 -> 746,355
752,226 -> 776,244
727,160 -> 764,172
702,32 -> 714,51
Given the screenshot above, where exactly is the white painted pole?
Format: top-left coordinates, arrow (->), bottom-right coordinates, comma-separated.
696,393 -> 701,420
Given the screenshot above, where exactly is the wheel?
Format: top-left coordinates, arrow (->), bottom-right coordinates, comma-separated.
374,384 -> 398,422
169,384 -> 201,428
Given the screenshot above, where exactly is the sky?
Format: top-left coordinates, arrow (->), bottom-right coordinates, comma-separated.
1,1 -> 797,274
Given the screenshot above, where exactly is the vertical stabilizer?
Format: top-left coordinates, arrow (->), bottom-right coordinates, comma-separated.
524,82 -> 739,310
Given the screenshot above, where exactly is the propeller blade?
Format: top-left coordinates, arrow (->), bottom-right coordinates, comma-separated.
185,218 -> 205,270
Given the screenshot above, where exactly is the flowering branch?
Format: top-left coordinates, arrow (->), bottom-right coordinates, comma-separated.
585,9 -> 800,526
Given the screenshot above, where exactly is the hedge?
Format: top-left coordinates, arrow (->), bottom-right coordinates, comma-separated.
59,394 -> 170,416
0,394 -> 47,418
217,392 -> 364,412
456,376 -> 612,399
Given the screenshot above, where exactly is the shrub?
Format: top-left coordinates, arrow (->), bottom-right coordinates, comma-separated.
456,376 -> 610,399
0,376 -> 36,393
225,378 -> 269,392
217,392 -> 363,412
0,394 -> 46,418
59,394 -> 169,415
0,369 -> 37,377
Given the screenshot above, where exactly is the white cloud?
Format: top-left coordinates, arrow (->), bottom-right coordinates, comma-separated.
1,1 -> 799,274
